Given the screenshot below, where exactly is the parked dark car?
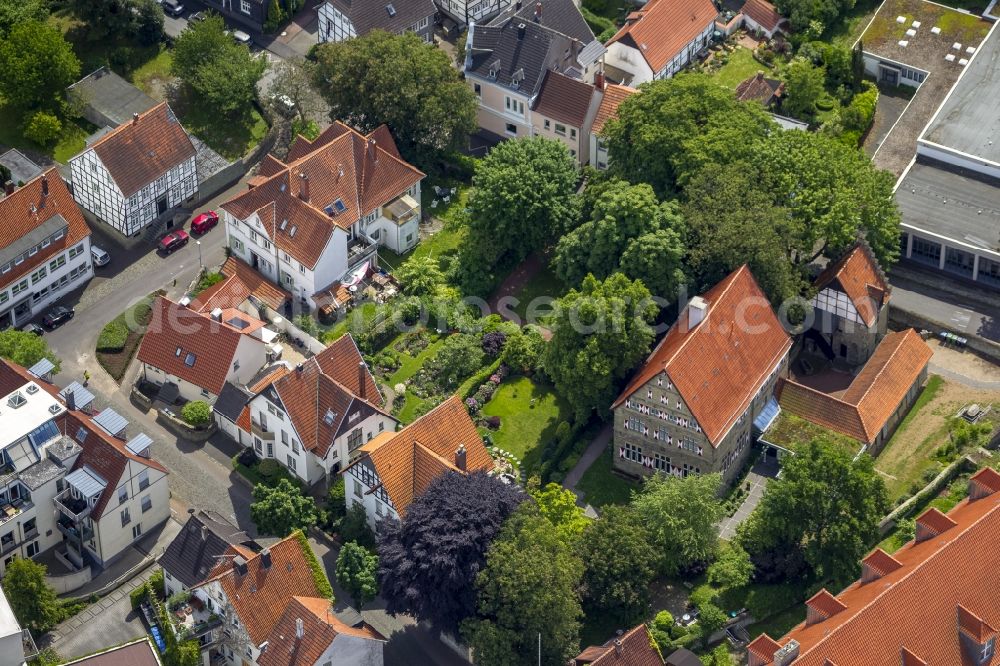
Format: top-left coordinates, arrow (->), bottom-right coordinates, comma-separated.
191,211 -> 219,235
22,322 -> 44,336
158,229 -> 190,254
162,0 -> 184,16
42,306 -> 74,329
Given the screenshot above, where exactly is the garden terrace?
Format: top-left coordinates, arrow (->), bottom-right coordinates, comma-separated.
859,0 -> 991,175
762,412 -> 861,455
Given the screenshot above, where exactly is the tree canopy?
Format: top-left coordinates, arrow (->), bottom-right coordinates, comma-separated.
463,506 -> 584,666
268,58 -> 324,124
543,273 -> 657,422
782,58 -> 826,120
250,478 -> 317,537
1,558 -> 62,633
378,471 -> 526,635
579,505 -> 656,623
459,137 -> 580,296
631,473 -> 725,575
0,329 -> 61,372
774,0 -> 856,32
0,21 -> 80,111
172,15 -> 267,116
396,255 -> 446,296
336,541 -> 379,609
553,177 -> 686,296
312,30 -> 477,169
738,438 -> 888,584
529,481 -> 589,544
0,0 -> 49,38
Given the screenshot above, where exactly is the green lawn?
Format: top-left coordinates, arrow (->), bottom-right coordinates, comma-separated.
481,377 -> 570,463
763,413 -> 861,455
0,103 -> 95,165
711,47 -> 768,89
130,47 -> 174,95
321,302 -> 381,343
575,446 -> 639,507
746,605 -> 806,640
177,99 -> 269,161
380,182 -> 470,272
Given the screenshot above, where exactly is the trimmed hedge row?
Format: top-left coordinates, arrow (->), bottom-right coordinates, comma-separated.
292,529 -> 335,600
96,300 -> 153,353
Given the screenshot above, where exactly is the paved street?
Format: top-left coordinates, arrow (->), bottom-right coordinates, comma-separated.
889,268 -> 999,344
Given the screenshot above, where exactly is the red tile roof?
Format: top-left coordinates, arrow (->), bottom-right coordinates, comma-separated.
899,647 -> 928,666
221,256 -> 291,311
85,103 -> 195,197
806,589 -> 847,620
776,329 -> 932,444
200,535 -> 325,646
607,0 -> 718,73
137,297 -> 262,395
763,481 -> 1000,665
574,624 -> 665,665
591,84 -> 637,135
959,605 -> 997,643
343,396 -> 493,517
63,639 -> 162,666
0,169 -> 91,290
534,71 -> 597,128
741,0 -> 782,31
613,266 -> 792,446
916,506 -> 958,536
221,122 -> 423,270
813,243 -> 889,328
268,335 -> 384,458
971,467 -> 1000,498
735,72 -> 784,105
258,596 -> 383,666
747,634 -> 782,664
860,548 -> 902,578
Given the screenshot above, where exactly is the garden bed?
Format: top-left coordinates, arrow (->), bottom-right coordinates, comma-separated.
96,296 -> 159,382
762,412 -> 861,455
231,449 -> 303,490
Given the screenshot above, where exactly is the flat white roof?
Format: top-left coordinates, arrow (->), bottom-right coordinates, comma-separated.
0,382 -> 65,450
0,585 -> 22,641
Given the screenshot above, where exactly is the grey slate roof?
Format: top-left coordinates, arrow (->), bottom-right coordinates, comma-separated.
214,381 -> 252,424
468,19 -> 568,95
159,510 -> 259,588
67,66 -> 157,128
330,0 -> 436,35
503,0 -> 595,44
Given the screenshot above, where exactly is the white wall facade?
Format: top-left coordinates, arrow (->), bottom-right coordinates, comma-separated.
70,150 -> 197,237
0,476 -> 62,577
0,235 -> 94,328
345,463 -> 399,529
90,459 -> 170,566
437,0 -> 512,25
317,2 -> 357,42
606,22 -> 712,85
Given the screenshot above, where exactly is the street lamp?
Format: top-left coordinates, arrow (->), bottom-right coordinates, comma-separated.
196,240 -> 203,268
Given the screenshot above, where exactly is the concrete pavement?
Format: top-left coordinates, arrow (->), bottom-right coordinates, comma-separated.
888,267 -> 999,345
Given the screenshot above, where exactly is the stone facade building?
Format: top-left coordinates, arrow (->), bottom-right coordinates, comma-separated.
612,266 -> 792,484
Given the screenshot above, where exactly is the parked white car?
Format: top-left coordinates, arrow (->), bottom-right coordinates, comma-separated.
91,245 -> 111,267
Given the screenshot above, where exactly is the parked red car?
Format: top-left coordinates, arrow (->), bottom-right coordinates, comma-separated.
191,210 -> 219,235
158,229 -> 190,254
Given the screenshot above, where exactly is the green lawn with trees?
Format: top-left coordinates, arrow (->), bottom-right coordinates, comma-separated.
481,376 -> 570,461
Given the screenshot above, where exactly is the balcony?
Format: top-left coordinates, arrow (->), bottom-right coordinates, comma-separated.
384,195 -> 420,225
54,488 -> 92,521
250,421 -> 275,441
57,516 -> 94,543
347,234 -> 377,269
0,499 -> 31,529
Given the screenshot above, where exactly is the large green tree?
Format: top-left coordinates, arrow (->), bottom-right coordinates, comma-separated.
312,30 -> 476,169
774,0 -> 856,32
172,15 -> 267,116
631,473 -> 725,575
459,137 -> 579,296
0,0 -> 49,38
553,178 -> 685,296
462,507 -> 584,666
603,74 -> 774,196
336,541 -> 379,609
0,21 -> 80,111
529,482 -> 589,544
396,255 -> 446,296
579,505 -> 656,623
1,558 -> 62,633
782,58 -> 826,120
739,438 -> 888,584
250,478 -> 317,537
543,273 -> 657,421
67,0 -> 134,39
0,329 -> 60,372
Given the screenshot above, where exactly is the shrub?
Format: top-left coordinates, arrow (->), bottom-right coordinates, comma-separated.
148,569 -> 165,598
481,331 -> 506,357
97,319 -> 130,353
745,584 -> 804,619
652,610 -> 674,632
327,477 -> 347,523
485,415 -> 501,429
258,458 -> 281,480
181,400 -> 211,427
24,111 -> 62,146
130,582 -> 151,609
339,503 -> 376,551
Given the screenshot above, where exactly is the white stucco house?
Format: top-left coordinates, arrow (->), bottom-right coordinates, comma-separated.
137,296 -> 275,405
221,123 -> 424,313
0,169 -> 94,329
68,103 -> 197,237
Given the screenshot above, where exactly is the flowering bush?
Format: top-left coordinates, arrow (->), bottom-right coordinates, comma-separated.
489,374 -> 502,384
474,382 -> 497,405
481,331 -> 507,357
465,397 -> 479,413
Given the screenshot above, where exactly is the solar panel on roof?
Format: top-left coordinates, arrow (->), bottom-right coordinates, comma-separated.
65,466 -> 107,497
126,433 -> 154,456
94,407 -> 129,436
27,358 -> 55,377
60,381 -> 95,409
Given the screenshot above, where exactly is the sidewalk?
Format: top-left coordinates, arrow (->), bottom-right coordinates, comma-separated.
563,425 -> 611,517
718,463 -> 775,541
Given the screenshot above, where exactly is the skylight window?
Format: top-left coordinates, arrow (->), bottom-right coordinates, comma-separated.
323,409 -> 336,425
184,353 -> 196,367
7,393 -> 26,409
175,347 -> 182,356
386,3 -> 396,15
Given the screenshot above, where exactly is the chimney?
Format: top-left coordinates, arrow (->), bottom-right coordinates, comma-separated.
517,22 -> 526,38
41,175 -> 49,197
613,639 -> 622,656
200,525 -> 208,542
65,389 -> 76,412
260,548 -> 272,569
210,307 -> 223,322
455,444 -> 467,471
358,361 -> 367,401
534,1 -> 541,21
687,296 -> 708,331
132,112 -> 139,125
594,71 -> 605,91
298,172 -> 309,202
295,618 -> 304,640
296,363 -> 304,373
233,555 -> 248,576
3,181 -> 13,196
756,70 -> 765,80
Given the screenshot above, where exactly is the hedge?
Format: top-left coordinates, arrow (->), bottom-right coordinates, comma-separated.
292,529 -> 335,600
96,319 -> 130,353
459,358 -> 502,401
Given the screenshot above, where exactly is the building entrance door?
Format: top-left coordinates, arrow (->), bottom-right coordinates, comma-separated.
156,195 -> 168,216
